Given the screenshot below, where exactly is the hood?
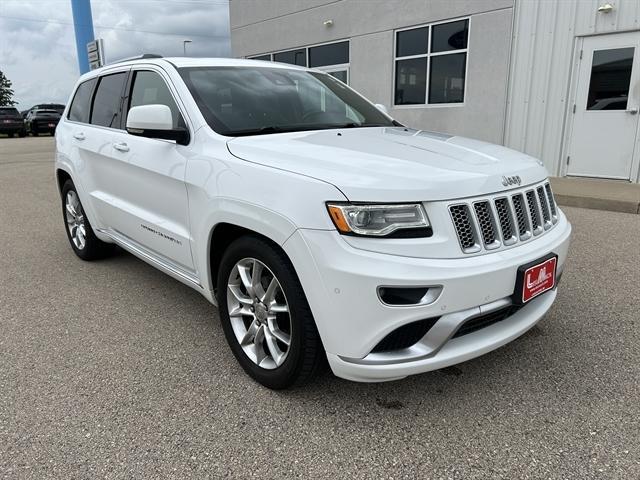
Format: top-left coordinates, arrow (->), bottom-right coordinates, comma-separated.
226,127 -> 548,202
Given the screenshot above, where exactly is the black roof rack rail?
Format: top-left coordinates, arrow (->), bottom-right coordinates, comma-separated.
106,53 -> 163,66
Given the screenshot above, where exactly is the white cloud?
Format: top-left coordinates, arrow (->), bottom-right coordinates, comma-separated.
0,0 -> 230,109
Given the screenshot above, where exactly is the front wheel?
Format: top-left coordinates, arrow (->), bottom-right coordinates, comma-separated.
217,236 -> 324,389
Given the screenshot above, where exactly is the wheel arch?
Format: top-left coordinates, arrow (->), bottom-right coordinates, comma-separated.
208,222 -> 296,295
56,168 -> 72,197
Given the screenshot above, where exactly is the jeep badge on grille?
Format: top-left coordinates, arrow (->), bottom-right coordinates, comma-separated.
502,175 -> 522,187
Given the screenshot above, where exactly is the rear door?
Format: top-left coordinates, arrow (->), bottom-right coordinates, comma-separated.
72,70 -> 131,231
108,66 -> 195,272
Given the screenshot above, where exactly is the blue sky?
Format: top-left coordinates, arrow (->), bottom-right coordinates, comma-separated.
0,0 -> 231,109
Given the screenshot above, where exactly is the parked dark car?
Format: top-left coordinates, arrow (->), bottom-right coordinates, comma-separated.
23,103 -> 66,116
25,109 -> 61,136
0,106 -> 27,137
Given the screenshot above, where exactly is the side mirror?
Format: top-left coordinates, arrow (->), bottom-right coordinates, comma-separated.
374,103 -> 390,115
126,104 -> 189,145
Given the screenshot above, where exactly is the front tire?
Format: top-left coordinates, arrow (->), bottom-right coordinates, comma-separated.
61,179 -> 114,260
217,236 -> 324,389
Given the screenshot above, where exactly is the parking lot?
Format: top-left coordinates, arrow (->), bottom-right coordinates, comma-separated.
1,136 -> 638,479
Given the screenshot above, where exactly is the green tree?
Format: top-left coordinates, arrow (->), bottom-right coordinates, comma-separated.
0,71 -> 17,106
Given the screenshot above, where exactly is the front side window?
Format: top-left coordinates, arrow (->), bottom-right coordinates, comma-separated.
179,66 -> 394,136
394,19 -> 468,105
129,70 -> 185,128
68,78 -> 97,123
91,72 -> 127,128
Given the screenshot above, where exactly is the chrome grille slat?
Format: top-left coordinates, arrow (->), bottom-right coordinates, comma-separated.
494,197 -> 517,245
545,182 -> 558,223
511,193 -> 531,240
449,181 -> 559,254
449,204 -> 479,253
473,201 -> 499,248
537,186 -> 552,229
526,190 -> 543,235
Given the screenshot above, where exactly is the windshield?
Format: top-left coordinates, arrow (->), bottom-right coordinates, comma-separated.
35,110 -> 59,115
0,108 -> 19,116
179,66 -> 395,136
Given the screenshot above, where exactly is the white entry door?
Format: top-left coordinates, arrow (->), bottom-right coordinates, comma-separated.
567,32 -> 640,180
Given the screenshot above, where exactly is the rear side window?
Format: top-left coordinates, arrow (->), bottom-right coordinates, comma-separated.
91,72 -> 127,128
129,70 -> 185,129
68,79 -> 96,123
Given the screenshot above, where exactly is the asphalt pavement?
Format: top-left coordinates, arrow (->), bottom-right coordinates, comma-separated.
1,136 -> 639,479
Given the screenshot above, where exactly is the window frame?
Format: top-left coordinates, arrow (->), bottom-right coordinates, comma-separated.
247,39 -> 351,84
66,78 -> 98,124
393,17 -> 470,108
120,65 -> 193,144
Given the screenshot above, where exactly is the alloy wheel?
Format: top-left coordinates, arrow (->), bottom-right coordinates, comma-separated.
226,258 -> 292,369
65,190 -> 86,250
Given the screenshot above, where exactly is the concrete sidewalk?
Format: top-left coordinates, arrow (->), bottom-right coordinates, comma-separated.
549,176 -> 640,214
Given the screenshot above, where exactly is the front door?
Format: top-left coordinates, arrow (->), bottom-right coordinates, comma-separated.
567,31 -> 640,180
109,67 -> 195,273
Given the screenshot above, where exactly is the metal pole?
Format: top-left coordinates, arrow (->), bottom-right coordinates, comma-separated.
183,39 -> 192,56
70,0 -> 96,74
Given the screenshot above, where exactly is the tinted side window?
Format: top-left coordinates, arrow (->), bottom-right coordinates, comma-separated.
68,78 -> 96,123
129,71 -> 184,129
91,72 -> 127,128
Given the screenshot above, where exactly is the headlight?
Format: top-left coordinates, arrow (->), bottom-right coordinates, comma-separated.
326,203 -> 431,237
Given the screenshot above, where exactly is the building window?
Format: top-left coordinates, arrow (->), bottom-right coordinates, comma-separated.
394,19 -> 468,106
274,48 -> 307,67
248,40 -> 350,84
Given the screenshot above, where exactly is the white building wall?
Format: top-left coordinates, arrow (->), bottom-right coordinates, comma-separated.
505,0 -> 640,177
230,0 -> 514,144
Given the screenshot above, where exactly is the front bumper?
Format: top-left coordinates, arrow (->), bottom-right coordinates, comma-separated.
283,210 -> 572,382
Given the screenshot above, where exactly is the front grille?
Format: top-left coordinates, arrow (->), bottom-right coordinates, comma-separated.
452,305 -> 522,338
371,317 -> 440,353
448,181 -> 558,254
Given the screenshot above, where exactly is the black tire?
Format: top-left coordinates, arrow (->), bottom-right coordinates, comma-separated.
61,179 -> 114,261
18,129 -> 26,138
31,128 -> 38,136
8,132 -> 14,138
216,235 -> 324,389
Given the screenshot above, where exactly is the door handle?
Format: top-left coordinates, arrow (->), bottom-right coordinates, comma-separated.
73,132 -> 85,141
113,142 -> 130,152
627,108 -> 638,115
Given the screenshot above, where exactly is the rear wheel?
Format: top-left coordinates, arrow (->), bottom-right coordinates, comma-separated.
217,236 -> 324,389
8,132 -> 14,138
61,179 -> 114,260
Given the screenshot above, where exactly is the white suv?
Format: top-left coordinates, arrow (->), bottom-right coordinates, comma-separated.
55,57 -> 571,389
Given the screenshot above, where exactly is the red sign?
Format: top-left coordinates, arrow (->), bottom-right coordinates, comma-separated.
522,257 -> 557,303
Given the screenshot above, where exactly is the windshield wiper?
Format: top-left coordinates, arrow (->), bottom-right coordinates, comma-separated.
228,122 -> 389,137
